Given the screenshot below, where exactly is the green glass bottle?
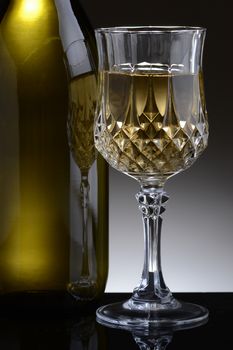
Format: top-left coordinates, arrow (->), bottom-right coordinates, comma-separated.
0,0 -> 108,309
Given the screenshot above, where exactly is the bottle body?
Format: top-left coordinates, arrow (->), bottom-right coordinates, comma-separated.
0,0 -> 108,304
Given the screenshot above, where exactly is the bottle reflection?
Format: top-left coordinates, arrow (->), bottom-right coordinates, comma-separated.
0,315 -> 103,350
69,316 -> 98,350
67,64 -> 98,300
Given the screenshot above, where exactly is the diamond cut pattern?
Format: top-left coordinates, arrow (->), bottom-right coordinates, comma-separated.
95,71 -> 209,177
68,74 -> 97,172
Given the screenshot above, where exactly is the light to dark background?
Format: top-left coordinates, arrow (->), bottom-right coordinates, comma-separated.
0,0 -> 232,293
80,0 -> 233,292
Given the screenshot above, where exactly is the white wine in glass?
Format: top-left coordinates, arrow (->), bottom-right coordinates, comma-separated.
96,66 -> 207,181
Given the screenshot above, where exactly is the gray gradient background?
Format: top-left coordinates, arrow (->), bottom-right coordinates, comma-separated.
83,0 -> 233,292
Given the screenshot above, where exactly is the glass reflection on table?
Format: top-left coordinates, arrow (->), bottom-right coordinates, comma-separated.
97,316 -> 208,350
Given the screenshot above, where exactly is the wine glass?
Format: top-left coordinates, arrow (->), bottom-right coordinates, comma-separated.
94,26 -> 209,329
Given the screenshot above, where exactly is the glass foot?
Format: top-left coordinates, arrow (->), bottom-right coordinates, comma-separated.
96,297 -> 209,330
68,278 -> 98,301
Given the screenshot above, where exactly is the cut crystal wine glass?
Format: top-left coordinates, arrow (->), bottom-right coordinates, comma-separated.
94,26 -> 209,329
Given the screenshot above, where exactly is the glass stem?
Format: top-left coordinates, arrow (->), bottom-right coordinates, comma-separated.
133,185 -> 172,304
80,171 -> 90,278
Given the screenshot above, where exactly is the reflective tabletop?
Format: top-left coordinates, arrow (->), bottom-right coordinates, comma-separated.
0,293 -> 232,349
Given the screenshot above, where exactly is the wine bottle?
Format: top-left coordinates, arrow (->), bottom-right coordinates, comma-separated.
0,0 -> 108,309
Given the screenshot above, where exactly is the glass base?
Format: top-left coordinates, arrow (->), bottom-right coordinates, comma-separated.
96,297 -> 209,330
67,278 -> 98,301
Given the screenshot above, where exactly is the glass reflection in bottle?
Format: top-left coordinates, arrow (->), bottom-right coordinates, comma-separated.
55,0 -> 108,301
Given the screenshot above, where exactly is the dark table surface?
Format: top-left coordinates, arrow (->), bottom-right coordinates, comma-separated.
0,292 -> 232,349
